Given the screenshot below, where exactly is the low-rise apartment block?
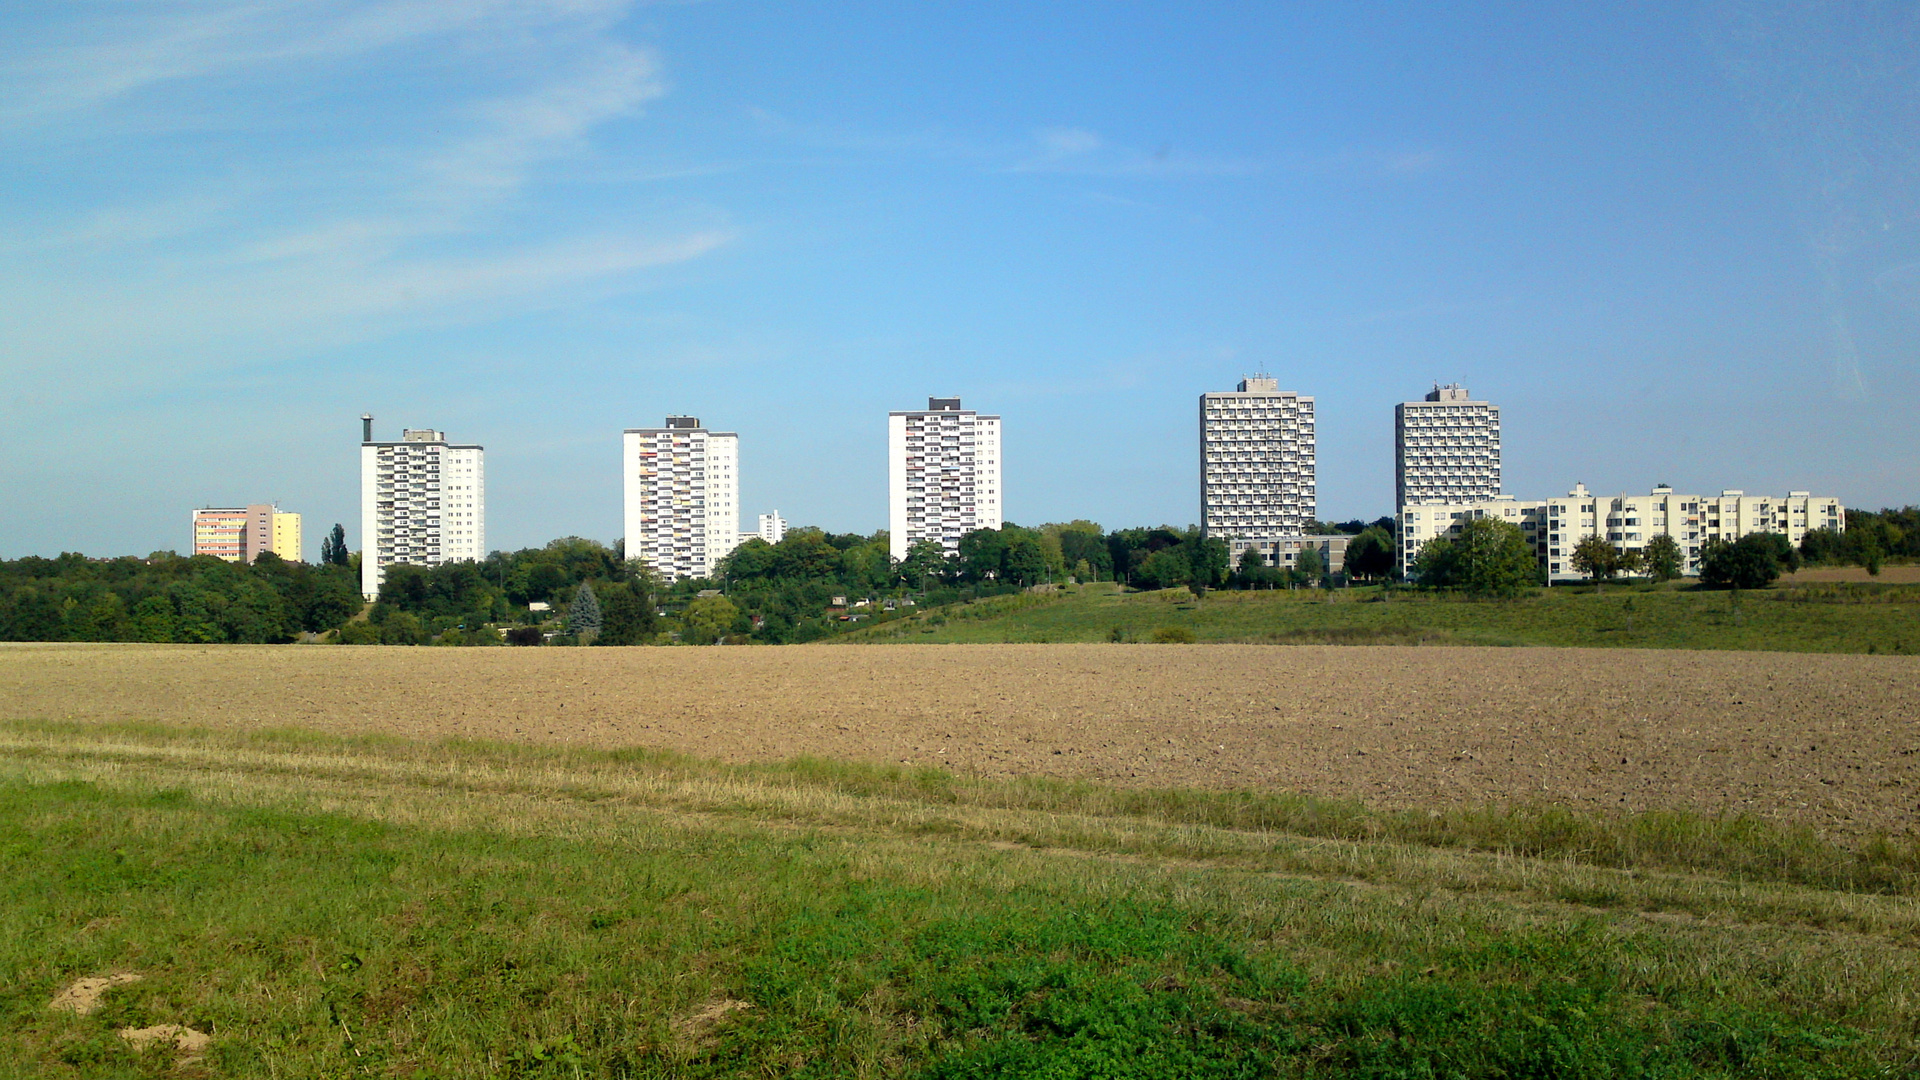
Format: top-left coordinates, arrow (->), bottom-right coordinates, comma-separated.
192,504 -> 301,563
1227,534 -> 1352,575
1399,484 -> 1844,581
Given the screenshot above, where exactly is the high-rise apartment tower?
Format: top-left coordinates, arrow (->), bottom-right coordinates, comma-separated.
1199,377 -> 1316,537
360,417 -> 485,599
1395,384 -> 1500,508
623,416 -> 741,582
888,397 -> 1002,562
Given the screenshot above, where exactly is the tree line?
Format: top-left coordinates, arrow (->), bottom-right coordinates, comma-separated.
10,506 -> 1903,644
0,550 -> 361,643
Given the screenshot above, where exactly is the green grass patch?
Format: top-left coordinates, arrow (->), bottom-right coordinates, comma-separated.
3,722 -> 1917,1076
846,581 -> 1920,654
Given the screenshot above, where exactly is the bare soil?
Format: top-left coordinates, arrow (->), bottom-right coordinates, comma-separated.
3,643 -> 1916,837
47,974 -> 141,1016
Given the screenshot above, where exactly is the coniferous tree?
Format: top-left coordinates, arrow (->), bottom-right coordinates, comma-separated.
568,582 -> 602,636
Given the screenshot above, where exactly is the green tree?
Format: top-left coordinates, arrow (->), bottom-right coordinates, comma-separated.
1343,527 -> 1395,582
129,595 -> 177,642
320,523 -> 351,567
66,590 -> 129,641
957,528 -> 1008,582
898,539 -> 952,589
1002,533 -> 1048,585
335,620 -> 382,644
1295,544 -> 1325,584
1133,548 -> 1191,590
568,582 -> 602,638
378,610 -> 427,645
682,595 -> 741,644
720,538 -> 778,582
2,588 -> 65,641
1050,522 -> 1112,580
1569,535 -> 1629,581
1416,519 -> 1537,597
1189,536 -> 1230,589
1699,535 -> 1783,590
596,583 -> 655,645
1643,534 -> 1683,582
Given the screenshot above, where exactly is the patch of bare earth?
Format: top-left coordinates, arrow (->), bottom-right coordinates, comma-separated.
117,1024 -> 211,1061
48,973 -> 141,1015
2,643 -> 1916,837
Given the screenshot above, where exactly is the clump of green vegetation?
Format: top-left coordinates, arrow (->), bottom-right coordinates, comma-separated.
845,579 -> 1920,654
1149,625 -> 1196,644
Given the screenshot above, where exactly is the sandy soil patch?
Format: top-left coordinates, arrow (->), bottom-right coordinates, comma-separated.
2,643 -> 1916,837
117,1024 -> 211,1059
48,973 -> 142,1015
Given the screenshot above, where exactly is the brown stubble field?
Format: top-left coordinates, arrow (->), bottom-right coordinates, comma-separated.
2,642 -> 1917,838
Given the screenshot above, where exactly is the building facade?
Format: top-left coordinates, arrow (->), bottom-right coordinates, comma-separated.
191,504 -> 301,563
623,416 -> 741,582
1200,376 -> 1316,538
1227,534 -> 1352,575
1398,484 -> 1844,582
756,510 -> 787,545
360,417 -> 486,598
1395,384 -> 1500,507
888,397 -> 1002,562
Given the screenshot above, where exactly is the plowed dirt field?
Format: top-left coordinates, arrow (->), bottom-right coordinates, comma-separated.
4,643 -> 1916,837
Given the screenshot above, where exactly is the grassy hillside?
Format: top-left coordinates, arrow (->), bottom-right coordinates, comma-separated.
3,720 -> 1917,1077
844,580 -> 1920,653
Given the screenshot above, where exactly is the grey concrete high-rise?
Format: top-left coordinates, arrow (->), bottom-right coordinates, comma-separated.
1395,384 -> 1500,508
1199,376 -> 1316,537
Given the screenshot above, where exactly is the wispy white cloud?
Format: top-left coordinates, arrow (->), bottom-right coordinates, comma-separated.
741,110 -> 1441,183
0,0 -> 635,128
0,0 -> 728,408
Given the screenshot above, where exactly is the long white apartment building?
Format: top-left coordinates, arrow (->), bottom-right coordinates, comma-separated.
624,416 -> 741,582
888,397 -> 1001,562
360,416 -> 485,598
1398,484 -> 1844,582
1396,383 -> 1500,507
1200,376 -> 1316,538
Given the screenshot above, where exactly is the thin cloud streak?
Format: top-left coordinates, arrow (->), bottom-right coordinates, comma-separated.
0,0 -> 635,128
0,0 -> 729,411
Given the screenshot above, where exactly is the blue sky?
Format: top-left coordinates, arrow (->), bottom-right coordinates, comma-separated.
2,2 -> 1915,560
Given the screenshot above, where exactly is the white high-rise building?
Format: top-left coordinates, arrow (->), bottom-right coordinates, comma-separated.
1200,376 -> 1316,538
1396,384 -> 1500,507
359,416 -> 485,599
756,510 -> 787,545
888,397 -> 1002,562
1397,484 -> 1844,581
624,416 -> 741,582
